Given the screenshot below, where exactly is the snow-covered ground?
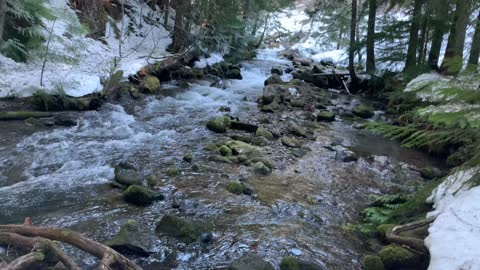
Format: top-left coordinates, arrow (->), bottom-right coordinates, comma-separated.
0,0 -> 171,97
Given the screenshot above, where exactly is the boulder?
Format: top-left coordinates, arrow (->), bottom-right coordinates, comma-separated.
363,255 -> 384,270
378,245 -> 421,269
352,105 -> 375,119
280,257 -> 324,270
312,64 -> 326,74
260,100 -> 280,112
255,128 -> 274,140
219,145 -> 233,156
123,185 -> 161,206
226,68 -> 243,80
231,135 -> 253,144
53,114 -> 77,127
316,111 -> 335,122
140,75 -> 160,94
264,74 -> 284,86
206,116 -> 232,133
208,155 -> 233,163
287,122 -> 307,137
271,66 -> 283,75
228,255 -> 274,270
310,74 -> 329,88
105,220 -> 151,257
155,215 -> 211,243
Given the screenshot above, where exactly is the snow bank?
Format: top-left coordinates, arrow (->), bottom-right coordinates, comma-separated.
193,53 -> 224,68
312,50 -> 347,65
0,0 -> 171,98
425,167 -> 480,270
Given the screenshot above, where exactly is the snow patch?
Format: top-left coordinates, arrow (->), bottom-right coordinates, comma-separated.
193,53 -> 224,68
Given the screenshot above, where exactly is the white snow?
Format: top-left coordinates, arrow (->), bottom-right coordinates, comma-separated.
193,53 -> 224,68
425,167 -> 480,270
312,50 -> 347,65
0,0 -> 171,97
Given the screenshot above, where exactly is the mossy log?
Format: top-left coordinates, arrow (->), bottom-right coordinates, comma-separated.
0,222 -> 141,270
385,216 -> 435,254
0,111 -> 52,121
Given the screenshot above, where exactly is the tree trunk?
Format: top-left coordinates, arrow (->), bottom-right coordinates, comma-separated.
441,0 -> 472,73
467,10 -> 480,71
366,0 -> 377,73
404,0 -> 424,70
349,0 -> 358,89
0,0 -> 6,47
417,3 -> 429,66
171,0 -> 185,53
427,0 -> 448,69
337,26 -> 344,50
163,0 -> 169,28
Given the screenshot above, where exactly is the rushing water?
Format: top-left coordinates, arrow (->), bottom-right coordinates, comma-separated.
0,50 -> 438,269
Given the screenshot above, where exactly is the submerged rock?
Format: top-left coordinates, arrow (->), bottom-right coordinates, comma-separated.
123,185 -> 161,206
105,220 -> 151,257
352,105 -> 375,119
166,166 -> 181,177
146,174 -> 159,187
280,257 -> 325,270
251,136 -> 269,146
226,181 -> 246,195
230,121 -> 259,133
183,153 -> 193,163
155,215 -> 211,243
228,255 -> 274,270
206,116 -> 232,133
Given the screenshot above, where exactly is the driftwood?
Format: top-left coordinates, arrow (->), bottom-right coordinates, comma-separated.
0,219 -> 142,270
386,216 -> 436,254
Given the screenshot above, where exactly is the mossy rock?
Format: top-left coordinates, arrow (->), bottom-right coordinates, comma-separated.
228,255 -> 274,270
255,127 -> 274,140
253,161 -> 271,175
352,105 -> 375,119
155,215 -> 210,243
231,135 -> 253,144
123,185 -> 159,206
219,145 -> 233,156
281,136 -> 301,148
206,116 -> 232,133
378,245 -> 421,269
271,66 -> 283,75
280,257 -> 324,270
140,75 -> 161,94
204,144 -> 219,151
376,224 -> 396,242
251,136 -> 269,146
226,181 -> 246,195
363,255 -> 384,270
316,111 -> 335,122
146,174 -> 159,187
264,74 -> 284,86
0,111 -> 52,121
183,153 -> 193,163
225,140 -> 262,158
166,167 -> 181,177
287,122 -> 307,137
420,166 -> 443,180
209,155 -> 233,163
226,69 -> 243,80
114,170 -> 141,187
105,220 -> 150,257
249,157 -> 273,169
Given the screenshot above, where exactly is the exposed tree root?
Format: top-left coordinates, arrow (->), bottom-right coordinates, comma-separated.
386,216 -> 436,254
0,222 -> 142,270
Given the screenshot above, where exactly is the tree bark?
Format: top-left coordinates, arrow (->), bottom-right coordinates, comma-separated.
468,10 -> 480,71
0,0 -> 7,46
366,0 -> 377,73
171,0 -> 185,53
349,0 -> 358,90
427,0 -> 448,69
441,0 -> 472,73
404,0 -> 424,70
417,4 -> 429,65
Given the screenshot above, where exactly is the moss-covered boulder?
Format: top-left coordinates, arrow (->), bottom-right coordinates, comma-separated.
280,257 -> 324,270
226,181 -> 246,195
316,111 -> 335,122
166,167 -> 181,177
228,255 -> 274,270
183,153 -> 193,163
123,185 -> 160,206
219,145 -> 233,156
378,245 -> 421,269
288,122 -> 307,137
253,161 -> 271,175
226,68 -> 243,80
225,140 -> 262,158
376,224 -> 396,242
140,75 -> 161,93
209,155 -> 233,163
271,66 -> 283,75
251,136 -> 269,146
146,174 -> 159,187
352,105 -> 375,119
363,255 -> 385,270
231,135 -> 253,144
255,127 -> 274,140
155,215 -> 210,243
105,220 -> 150,257
114,169 -> 142,187
264,74 -> 284,86
281,136 -> 302,148
206,116 -> 232,133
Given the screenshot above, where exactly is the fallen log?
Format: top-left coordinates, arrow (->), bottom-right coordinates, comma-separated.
386,216 -> 436,254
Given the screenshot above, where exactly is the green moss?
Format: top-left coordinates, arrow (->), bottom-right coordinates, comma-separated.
317,111 -> 335,122
0,111 -> 52,120
155,215 -> 210,243
147,174 -> 159,187
166,167 -> 181,177
123,185 -> 156,206
255,127 -> 274,140
376,224 -> 396,242
279,257 -> 323,270
219,145 -> 233,156
353,105 -> 375,119
208,155 -> 233,163
206,116 -> 232,133
226,181 -> 245,195
379,245 -> 421,269
363,255 -> 385,270
183,153 -> 193,163
203,144 -> 218,151
140,75 -> 161,93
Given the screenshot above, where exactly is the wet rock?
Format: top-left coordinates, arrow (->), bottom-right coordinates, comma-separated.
200,232 -> 213,244
253,161 -> 271,175
316,111 -> 335,122
219,106 -> 231,112
226,181 -> 246,195
378,245 -> 421,269
260,100 -> 280,112
290,248 -> 303,256
352,105 -> 375,119
225,140 -> 262,158
271,66 -> 283,75
140,75 -> 160,94
226,68 -> 243,80
155,215 -> 210,243
280,257 -> 324,270
255,127 -> 274,140
420,166 -> 443,180
312,64 -> 325,74
250,157 -> 273,169
285,67 -> 294,73
231,121 -> 258,133
219,145 -> 233,156
363,255 -> 385,270
335,148 -> 358,162
206,116 -> 232,133
290,98 -> 306,108
114,169 -> 141,187
287,122 -> 307,137
24,117 -> 44,126
146,174 -> 159,187
209,155 -> 233,163
231,135 -> 253,144
228,255 -> 274,270
251,136 -> 269,146
123,185 -> 161,206
295,58 -> 312,67
166,167 -> 181,177
281,136 -> 301,148
264,74 -> 284,86
54,114 -> 77,127
105,220 -> 151,257
183,153 -> 193,163
262,84 -> 293,104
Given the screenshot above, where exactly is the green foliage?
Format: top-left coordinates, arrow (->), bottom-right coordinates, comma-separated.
1,0 -> 54,61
